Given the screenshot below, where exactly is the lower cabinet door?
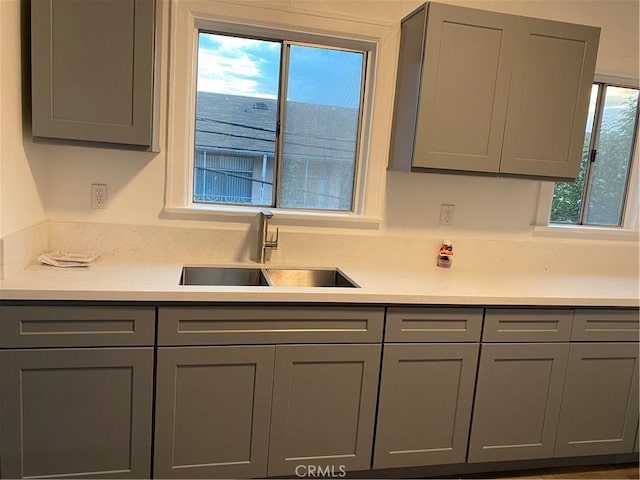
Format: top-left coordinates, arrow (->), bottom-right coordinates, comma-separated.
467,343 -> 569,463
373,343 -> 479,469
153,346 -> 275,479
267,344 -> 381,477
0,348 -> 154,479
555,343 -> 639,457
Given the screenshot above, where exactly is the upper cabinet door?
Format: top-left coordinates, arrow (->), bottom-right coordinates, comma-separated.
500,17 -> 599,178
31,0 -> 155,147
413,3 -> 517,173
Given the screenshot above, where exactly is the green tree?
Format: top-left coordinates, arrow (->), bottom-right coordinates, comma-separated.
551,88 -> 639,225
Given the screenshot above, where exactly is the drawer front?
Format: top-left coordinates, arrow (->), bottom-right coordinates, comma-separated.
0,306 -> 156,348
158,306 -> 384,345
385,307 -> 483,342
483,309 -> 573,342
572,309 -> 639,341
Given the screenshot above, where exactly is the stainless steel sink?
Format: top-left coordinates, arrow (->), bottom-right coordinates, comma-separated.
265,268 -> 359,288
180,266 -> 269,286
180,266 -> 359,288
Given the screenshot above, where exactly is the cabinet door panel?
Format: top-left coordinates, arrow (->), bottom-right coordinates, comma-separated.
483,308 -> 573,342
500,17 -> 599,178
0,306 -> 155,347
31,0 -> 154,145
555,343 -> 639,457
468,343 -> 569,462
268,344 -> 380,476
0,348 -> 153,479
154,346 -> 274,479
385,307 -> 483,342
158,306 -> 384,345
413,3 -> 517,172
374,344 -> 479,468
572,309 -> 640,342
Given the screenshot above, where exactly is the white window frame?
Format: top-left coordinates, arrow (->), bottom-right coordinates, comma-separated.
163,0 -> 397,228
534,74 -> 640,241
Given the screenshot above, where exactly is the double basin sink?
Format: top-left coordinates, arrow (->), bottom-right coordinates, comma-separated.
180,266 -> 359,288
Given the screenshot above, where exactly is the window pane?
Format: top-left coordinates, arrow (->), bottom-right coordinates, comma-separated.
193,32 -> 281,205
550,84 -> 599,224
280,45 -> 364,210
584,86 -> 639,225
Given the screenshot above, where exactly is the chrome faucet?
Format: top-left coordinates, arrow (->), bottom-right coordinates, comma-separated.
257,209 -> 278,263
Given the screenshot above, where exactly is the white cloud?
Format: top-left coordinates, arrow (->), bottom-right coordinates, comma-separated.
196,34 -> 279,98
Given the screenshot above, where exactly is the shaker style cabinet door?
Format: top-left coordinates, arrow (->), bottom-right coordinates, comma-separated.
467,343 -> 569,463
153,346 -> 275,479
267,344 -> 381,477
31,0 -> 155,146
500,16 -> 599,178
0,348 -> 154,479
412,3 -> 517,173
373,343 -> 479,469
555,343 -> 639,457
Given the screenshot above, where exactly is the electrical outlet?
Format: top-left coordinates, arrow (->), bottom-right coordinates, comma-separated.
91,184 -> 107,209
440,204 -> 455,226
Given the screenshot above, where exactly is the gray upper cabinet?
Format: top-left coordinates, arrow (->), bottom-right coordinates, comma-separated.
31,0 -> 155,147
468,343 -> 569,463
499,17 -> 600,178
555,343 -> 639,458
389,2 -> 600,180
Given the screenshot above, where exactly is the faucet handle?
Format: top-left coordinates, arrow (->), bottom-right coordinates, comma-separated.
266,228 -> 279,249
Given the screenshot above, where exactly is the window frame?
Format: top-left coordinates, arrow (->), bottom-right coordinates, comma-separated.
163,0 -> 396,228
535,74 -> 640,240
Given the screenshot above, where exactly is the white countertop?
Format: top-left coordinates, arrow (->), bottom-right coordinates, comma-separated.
1,257 -> 638,307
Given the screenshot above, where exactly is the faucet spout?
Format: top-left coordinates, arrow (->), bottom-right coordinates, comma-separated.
257,209 -> 278,263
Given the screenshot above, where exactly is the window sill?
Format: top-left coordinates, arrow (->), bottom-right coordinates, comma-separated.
533,224 -> 639,242
164,205 -> 382,230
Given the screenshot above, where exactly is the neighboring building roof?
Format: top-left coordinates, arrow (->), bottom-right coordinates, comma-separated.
195,91 -> 359,162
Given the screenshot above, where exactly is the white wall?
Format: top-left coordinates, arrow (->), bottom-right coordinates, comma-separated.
0,0 -> 47,238
1,0 -> 638,266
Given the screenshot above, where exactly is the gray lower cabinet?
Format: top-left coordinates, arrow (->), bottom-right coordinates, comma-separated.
153,343 -> 380,479
467,343 -> 569,463
0,348 -> 154,479
555,343 -> 639,457
154,305 -> 384,479
267,344 -> 381,476
153,346 -> 275,479
373,343 -> 479,468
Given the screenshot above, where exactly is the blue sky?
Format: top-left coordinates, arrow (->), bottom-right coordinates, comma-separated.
197,32 -> 363,108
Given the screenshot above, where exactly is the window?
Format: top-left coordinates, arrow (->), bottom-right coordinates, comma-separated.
165,1 -> 394,226
550,82 -> 639,227
193,32 -> 365,212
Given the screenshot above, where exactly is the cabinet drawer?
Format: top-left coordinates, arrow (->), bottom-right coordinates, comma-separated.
483,309 -> 573,342
158,306 -> 384,345
385,307 -> 483,342
0,306 -> 155,347
572,309 -> 639,341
